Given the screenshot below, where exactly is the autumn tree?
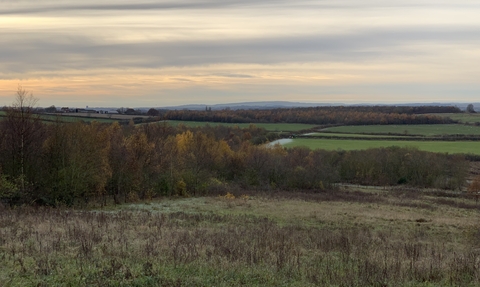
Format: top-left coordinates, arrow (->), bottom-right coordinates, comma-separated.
124,130 -> 155,200
175,131 -> 232,195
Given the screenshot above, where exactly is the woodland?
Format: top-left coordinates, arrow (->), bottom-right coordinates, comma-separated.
0,88 -> 470,206
162,105 -> 459,125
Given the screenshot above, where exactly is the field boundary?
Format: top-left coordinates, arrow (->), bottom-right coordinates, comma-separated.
299,134 -> 480,141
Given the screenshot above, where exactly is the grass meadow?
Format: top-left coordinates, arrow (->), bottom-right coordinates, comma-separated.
322,124 -> 480,136
430,113 -> 480,124
1,189 -> 480,286
305,132 -> 406,138
284,138 -> 480,155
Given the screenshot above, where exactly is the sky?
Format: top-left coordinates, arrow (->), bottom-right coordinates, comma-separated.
1,0 -> 480,107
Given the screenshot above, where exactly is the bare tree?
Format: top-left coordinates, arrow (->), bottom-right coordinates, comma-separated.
1,85 -> 41,191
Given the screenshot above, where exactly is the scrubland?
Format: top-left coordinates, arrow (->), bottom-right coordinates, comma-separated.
1,188 -> 480,286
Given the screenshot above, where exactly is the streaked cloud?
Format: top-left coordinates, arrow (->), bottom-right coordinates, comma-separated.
0,0 -> 479,106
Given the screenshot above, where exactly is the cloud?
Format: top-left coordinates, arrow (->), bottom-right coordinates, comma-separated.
213,73 -> 255,78
1,26 -> 479,74
1,0 -> 480,105
0,0 -> 292,15
1,0 -> 479,15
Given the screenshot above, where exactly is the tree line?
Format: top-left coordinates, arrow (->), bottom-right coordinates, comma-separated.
0,89 -> 468,206
162,106 -> 458,125
0,117 -> 467,206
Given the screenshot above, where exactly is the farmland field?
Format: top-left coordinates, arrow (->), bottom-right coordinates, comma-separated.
165,120 -> 319,132
0,112 -> 118,123
305,132 -> 407,138
40,114 -> 118,123
429,113 -> 480,124
284,138 -> 480,155
1,191 -> 479,286
322,124 -> 480,136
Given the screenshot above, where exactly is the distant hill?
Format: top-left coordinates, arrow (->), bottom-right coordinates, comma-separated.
155,101 -> 340,111
80,101 -> 480,112
147,101 -> 480,111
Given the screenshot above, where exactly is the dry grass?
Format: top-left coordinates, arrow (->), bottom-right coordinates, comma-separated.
1,189 -> 480,286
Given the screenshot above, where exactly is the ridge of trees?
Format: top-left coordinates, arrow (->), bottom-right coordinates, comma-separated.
0,121 -> 468,206
162,106 -> 459,125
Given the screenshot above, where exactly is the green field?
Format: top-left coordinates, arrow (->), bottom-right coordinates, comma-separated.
288,123 -> 480,155
429,113 -> 480,123
165,120 -> 319,132
323,124 -> 480,136
305,132 -> 406,138
40,114 -> 118,123
284,138 -> 480,154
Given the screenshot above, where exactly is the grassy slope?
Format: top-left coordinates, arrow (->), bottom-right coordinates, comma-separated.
323,124 -> 480,136
284,138 -> 480,154
1,191 -> 479,286
165,120 -> 319,132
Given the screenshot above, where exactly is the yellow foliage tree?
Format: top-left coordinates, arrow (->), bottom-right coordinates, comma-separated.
174,131 -> 233,195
